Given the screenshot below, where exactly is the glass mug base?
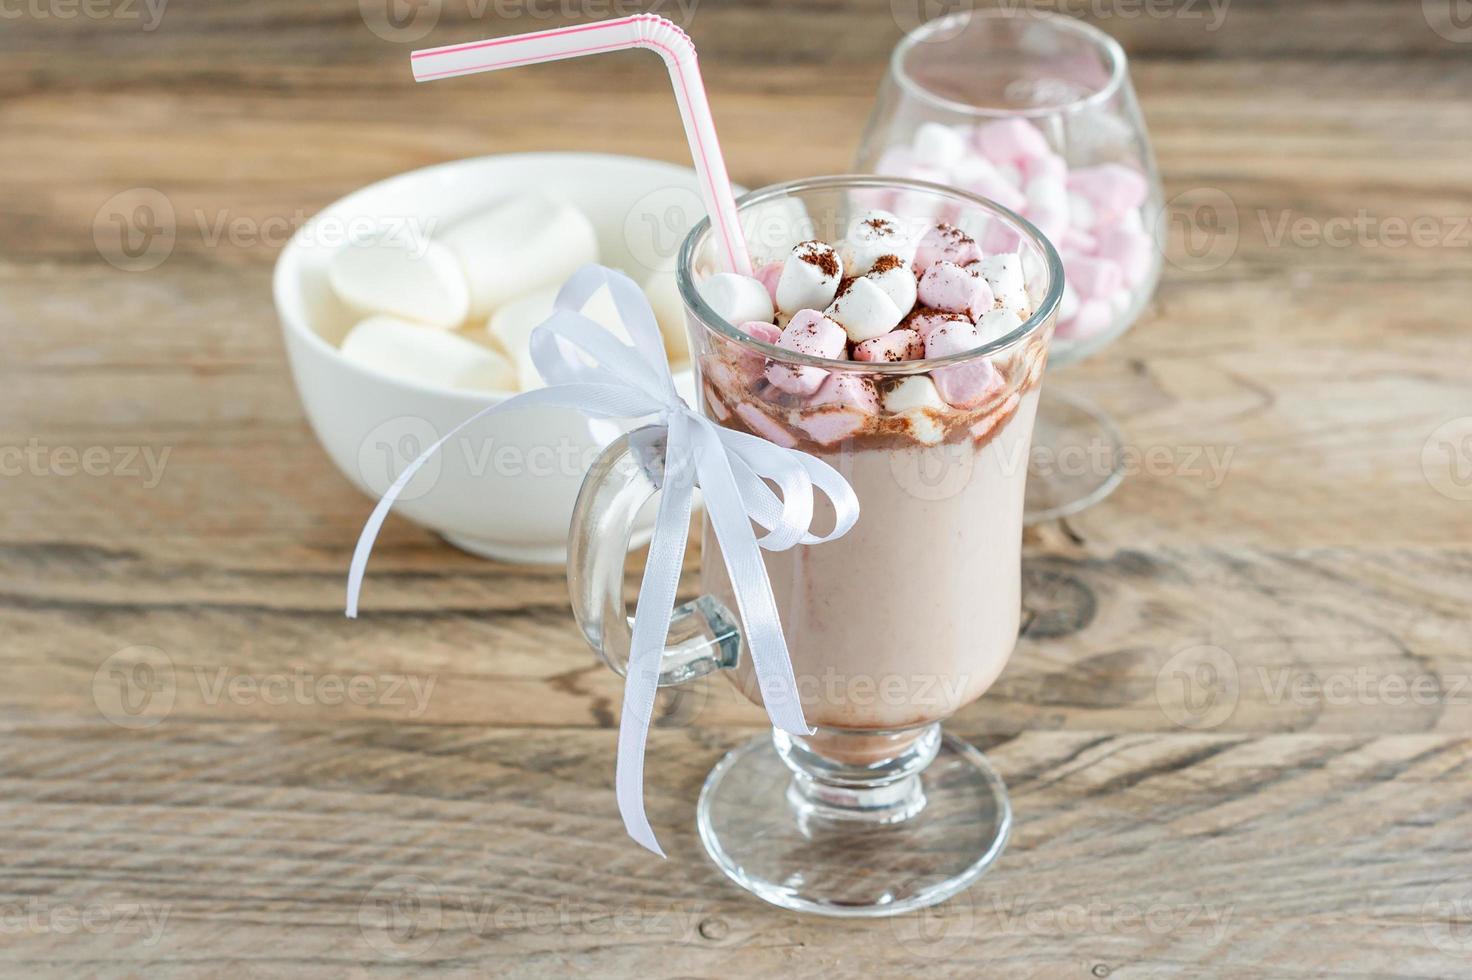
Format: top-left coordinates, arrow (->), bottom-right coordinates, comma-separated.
696,724 -> 1012,917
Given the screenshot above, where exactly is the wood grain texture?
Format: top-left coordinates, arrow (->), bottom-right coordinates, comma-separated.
1,0 -> 1470,975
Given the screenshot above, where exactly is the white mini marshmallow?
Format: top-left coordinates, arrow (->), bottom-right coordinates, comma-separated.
865,258 -> 919,314
882,376 -> 948,445
341,315 -> 517,393
826,276 -> 904,342
440,193 -> 599,320
975,308 -> 1024,345
976,253 -> 1030,319
841,209 -> 916,275
913,122 -> 968,170
700,272 -> 775,327
775,240 -> 843,314
328,237 -> 470,330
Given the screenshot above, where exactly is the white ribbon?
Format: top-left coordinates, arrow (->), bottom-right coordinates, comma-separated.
345,264 -> 860,855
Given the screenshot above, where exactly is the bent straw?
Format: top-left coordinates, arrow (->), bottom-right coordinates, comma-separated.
410,14 -> 752,276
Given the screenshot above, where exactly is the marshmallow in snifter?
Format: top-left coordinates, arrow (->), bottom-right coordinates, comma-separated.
441,193 -> 599,320
341,315 -> 517,393
882,376 -> 948,444
775,240 -> 843,314
865,256 -> 918,314
826,276 -> 904,343
327,236 -> 470,330
699,272 -> 775,327
976,253 -> 1030,319
841,209 -> 916,275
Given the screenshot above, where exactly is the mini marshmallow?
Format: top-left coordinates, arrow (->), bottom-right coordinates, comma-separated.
1065,255 -> 1124,301
700,272 -> 775,327
973,118 -> 1051,166
882,376 -> 948,445
441,194 -> 599,320
1068,192 -> 1098,232
735,401 -> 797,448
1025,176 -> 1071,240
341,315 -> 517,393
853,328 -> 924,363
918,261 -> 994,319
775,240 -> 843,314
865,255 -> 919,313
327,237 -> 470,330
949,156 -> 1027,214
1063,299 -> 1112,341
740,320 -> 783,345
913,122 -> 968,169
841,209 -> 916,275
1060,227 -> 1099,255
981,221 -> 1023,255
1068,164 -> 1149,222
1095,227 -> 1155,287
754,260 -> 784,306
976,253 -> 1031,318
975,308 -> 1024,345
904,309 -> 971,341
1022,152 -> 1068,185
922,318 -> 982,358
798,373 -> 881,445
730,320 -> 781,381
765,310 -> 846,395
913,223 -> 983,272
934,357 -> 1004,409
826,276 -> 905,342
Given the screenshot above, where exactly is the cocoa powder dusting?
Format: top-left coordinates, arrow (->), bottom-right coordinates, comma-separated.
796,240 -> 839,278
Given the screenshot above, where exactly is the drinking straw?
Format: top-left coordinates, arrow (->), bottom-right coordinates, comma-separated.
411,14 -> 752,276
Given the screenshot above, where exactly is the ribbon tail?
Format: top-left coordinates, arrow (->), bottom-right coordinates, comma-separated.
692,422 -> 812,737
615,413 -> 697,856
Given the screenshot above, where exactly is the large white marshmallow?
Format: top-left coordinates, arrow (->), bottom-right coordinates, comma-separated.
976,253 -> 1031,319
699,272 -> 775,327
488,285 -> 630,390
341,315 -> 517,393
641,268 -> 690,363
882,376 -> 948,445
440,193 -> 599,320
327,237 -> 470,330
826,276 -> 905,342
841,208 -> 917,275
775,240 -> 843,314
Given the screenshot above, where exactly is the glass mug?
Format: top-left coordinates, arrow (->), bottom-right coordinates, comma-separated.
568,176 -> 1062,916
855,9 -> 1164,522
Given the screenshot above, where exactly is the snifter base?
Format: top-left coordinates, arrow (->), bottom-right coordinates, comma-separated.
696,727 -> 1011,917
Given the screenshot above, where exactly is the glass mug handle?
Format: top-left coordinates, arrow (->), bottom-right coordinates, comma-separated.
566,424 -> 742,686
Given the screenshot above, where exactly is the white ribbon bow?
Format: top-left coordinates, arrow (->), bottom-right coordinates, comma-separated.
346,264 -> 860,855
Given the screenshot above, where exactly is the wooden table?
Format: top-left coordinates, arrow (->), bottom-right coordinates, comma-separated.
3,1 -> 1470,976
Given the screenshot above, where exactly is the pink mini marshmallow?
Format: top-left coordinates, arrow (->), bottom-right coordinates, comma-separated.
934,358 -> 1004,409
1067,164 -> 1149,222
799,374 -> 880,445
1094,227 -> 1154,287
913,224 -> 983,272
853,328 -> 925,363
1059,298 -> 1113,342
973,118 -> 1051,166
981,221 -> 1022,255
1022,152 -> 1068,184
735,401 -> 796,448
730,320 -> 782,381
754,261 -> 784,306
764,310 -> 846,395
922,318 -> 982,359
905,309 -> 970,341
918,261 -> 994,319
1061,227 -> 1099,255
950,163 -> 1026,214
1065,255 -> 1124,301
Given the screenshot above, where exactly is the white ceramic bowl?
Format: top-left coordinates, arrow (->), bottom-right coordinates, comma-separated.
274,153 -> 707,563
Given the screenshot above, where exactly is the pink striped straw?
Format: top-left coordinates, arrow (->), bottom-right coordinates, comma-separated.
411,14 -> 752,276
